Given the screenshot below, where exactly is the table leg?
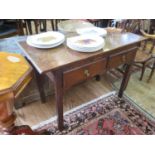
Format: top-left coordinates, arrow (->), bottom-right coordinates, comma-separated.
0,93 -> 16,134
46,71 -> 64,131
118,63 -> 132,98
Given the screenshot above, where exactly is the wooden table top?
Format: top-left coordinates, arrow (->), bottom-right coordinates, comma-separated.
19,32 -> 145,74
0,52 -> 31,93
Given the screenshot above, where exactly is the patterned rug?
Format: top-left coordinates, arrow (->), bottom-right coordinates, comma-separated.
31,92 -> 155,135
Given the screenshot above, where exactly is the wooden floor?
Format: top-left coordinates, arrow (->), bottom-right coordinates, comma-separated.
114,68 -> 155,118
15,74 -> 113,127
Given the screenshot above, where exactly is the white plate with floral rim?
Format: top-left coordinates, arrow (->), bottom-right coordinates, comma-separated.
67,35 -> 105,52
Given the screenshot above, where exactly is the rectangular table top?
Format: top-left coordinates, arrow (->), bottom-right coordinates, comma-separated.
18,32 -> 145,74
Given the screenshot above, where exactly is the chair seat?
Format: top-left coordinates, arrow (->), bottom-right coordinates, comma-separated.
134,50 -> 152,63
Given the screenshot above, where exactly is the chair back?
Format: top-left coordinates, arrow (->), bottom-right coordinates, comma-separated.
140,28 -> 155,54
107,19 -> 141,34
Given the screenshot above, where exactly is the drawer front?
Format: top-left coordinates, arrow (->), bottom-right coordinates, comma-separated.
63,58 -> 107,90
108,48 -> 137,69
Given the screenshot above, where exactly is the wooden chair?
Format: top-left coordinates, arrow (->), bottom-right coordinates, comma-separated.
22,19 -> 56,35
49,19 -> 60,31
25,19 -> 58,34
147,57 -> 155,82
87,19 -> 102,27
134,29 -> 155,80
136,30 -> 155,82
23,19 -> 40,35
51,19 -> 68,31
34,19 -> 68,32
39,20 -> 47,32
108,20 -> 153,81
149,19 -> 155,34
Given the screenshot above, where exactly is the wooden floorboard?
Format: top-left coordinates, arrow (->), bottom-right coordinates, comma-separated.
15,75 -> 113,127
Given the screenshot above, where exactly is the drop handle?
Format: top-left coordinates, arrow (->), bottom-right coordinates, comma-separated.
84,69 -> 90,77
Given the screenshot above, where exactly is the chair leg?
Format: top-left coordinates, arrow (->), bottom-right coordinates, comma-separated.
147,68 -> 155,82
140,63 -> 146,81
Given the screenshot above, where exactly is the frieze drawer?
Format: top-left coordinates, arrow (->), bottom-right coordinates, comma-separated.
108,47 -> 138,69
63,58 -> 107,90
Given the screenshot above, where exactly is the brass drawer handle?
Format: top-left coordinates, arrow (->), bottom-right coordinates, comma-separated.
84,69 -> 90,77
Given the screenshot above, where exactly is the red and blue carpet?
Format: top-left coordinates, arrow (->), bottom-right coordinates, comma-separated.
29,92 -> 155,135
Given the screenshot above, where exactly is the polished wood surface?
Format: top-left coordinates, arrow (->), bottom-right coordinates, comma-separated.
19,33 -> 144,74
108,48 -> 136,69
0,52 -> 31,94
19,32 -> 145,130
0,92 -> 15,129
0,52 -> 33,132
63,58 -> 107,90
